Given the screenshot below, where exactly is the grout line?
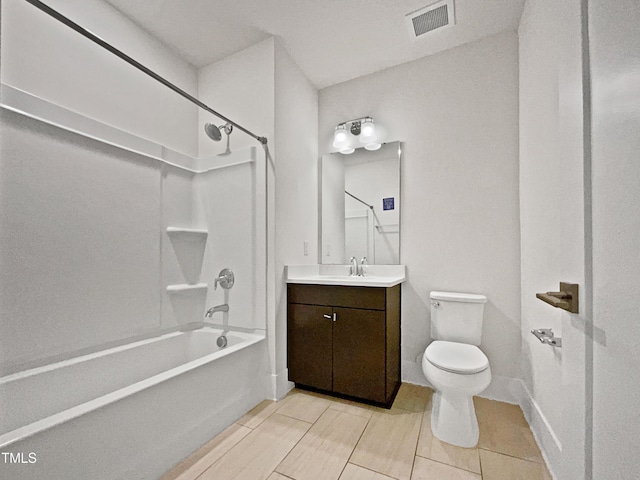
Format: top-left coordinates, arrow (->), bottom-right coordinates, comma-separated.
414,453 -> 481,476
345,406 -> 374,465
346,463 -> 401,480
271,408 -> 328,478
269,471 -> 296,480
274,408 -> 325,425
187,425 -> 253,480
193,413 -> 313,480
477,446 -> 544,464
409,403 -> 425,480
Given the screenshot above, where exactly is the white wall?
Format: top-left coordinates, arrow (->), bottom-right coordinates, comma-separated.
519,0 -> 572,471
0,110 -> 162,374
0,0 -> 199,373
589,0 -> 640,477
194,152 -> 265,331
273,40 -> 318,397
197,38 -> 318,398
1,0 -> 199,156
319,31 -> 521,389
197,38 -> 275,158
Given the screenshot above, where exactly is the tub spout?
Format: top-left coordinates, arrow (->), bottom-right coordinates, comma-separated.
205,304 -> 229,317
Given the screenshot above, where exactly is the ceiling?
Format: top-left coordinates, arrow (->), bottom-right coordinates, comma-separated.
103,0 -> 525,89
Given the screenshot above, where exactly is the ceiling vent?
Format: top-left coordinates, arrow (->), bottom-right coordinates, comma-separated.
406,0 -> 455,38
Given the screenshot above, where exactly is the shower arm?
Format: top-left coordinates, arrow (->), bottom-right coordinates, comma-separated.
23,0 -> 268,146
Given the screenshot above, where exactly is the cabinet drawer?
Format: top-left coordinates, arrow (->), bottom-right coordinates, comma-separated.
287,283 -> 386,310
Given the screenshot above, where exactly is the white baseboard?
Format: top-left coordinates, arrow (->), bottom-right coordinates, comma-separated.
268,368 -> 294,401
518,380 -> 562,480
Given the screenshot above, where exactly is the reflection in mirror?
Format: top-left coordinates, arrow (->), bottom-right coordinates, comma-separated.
320,141 -> 401,265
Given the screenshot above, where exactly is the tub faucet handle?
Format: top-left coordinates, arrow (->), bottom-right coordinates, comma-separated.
214,268 -> 235,290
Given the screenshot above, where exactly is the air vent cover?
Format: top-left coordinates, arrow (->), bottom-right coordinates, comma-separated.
406,0 -> 456,38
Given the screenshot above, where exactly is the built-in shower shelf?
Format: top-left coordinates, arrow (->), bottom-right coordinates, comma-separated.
166,227 -> 208,239
166,283 -> 208,294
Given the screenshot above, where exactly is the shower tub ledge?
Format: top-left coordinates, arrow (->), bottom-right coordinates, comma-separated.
0,326 -> 266,480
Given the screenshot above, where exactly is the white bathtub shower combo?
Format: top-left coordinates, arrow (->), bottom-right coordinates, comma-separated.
0,327 -> 266,479
0,3 -> 270,477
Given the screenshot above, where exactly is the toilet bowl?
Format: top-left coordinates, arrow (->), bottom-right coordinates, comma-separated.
422,291 -> 491,448
422,340 -> 491,447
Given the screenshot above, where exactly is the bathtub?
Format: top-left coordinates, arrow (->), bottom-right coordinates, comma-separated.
0,326 -> 267,479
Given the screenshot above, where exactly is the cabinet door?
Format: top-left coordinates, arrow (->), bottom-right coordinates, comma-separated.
287,303 -> 333,391
332,307 -> 386,403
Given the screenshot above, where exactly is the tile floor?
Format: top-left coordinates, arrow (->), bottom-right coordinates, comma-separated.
161,384 -> 551,480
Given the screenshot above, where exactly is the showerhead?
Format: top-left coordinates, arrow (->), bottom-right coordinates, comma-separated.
204,122 -> 233,142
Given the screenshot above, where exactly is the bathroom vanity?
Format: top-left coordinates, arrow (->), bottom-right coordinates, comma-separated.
286,265 -> 405,407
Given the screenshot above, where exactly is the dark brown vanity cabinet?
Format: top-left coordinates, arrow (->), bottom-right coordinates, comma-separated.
287,283 -> 400,406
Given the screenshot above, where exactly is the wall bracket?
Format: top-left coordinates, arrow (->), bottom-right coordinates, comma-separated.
536,282 -> 579,313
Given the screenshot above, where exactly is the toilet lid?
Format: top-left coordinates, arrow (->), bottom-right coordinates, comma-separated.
425,341 -> 489,374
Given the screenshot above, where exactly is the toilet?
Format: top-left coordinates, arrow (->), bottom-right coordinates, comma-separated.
421,291 -> 491,448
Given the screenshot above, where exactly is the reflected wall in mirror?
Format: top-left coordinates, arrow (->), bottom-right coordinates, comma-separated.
320,141 -> 401,265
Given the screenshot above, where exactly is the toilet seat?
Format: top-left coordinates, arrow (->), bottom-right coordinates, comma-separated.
425,341 -> 489,375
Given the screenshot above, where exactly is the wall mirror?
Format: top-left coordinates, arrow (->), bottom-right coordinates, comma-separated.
320,141 -> 401,265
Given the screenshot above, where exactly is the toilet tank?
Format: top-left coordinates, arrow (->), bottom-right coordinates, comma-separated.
430,291 -> 487,345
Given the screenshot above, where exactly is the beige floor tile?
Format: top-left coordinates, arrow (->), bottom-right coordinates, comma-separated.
479,450 -> 552,480
160,423 -> 252,480
339,463 -> 397,480
473,397 -> 543,463
416,410 -> 480,474
276,408 -> 369,480
411,456 -> 481,480
328,397 -> 380,419
392,383 -> 433,413
198,413 -> 311,480
477,419 -> 543,462
474,397 -> 528,428
276,389 -> 332,423
350,407 -> 422,480
237,400 -> 281,429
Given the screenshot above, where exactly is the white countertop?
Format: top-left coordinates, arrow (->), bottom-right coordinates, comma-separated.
286,264 -> 406,287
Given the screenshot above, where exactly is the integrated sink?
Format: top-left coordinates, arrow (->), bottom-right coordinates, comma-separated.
286,265 -> 406,287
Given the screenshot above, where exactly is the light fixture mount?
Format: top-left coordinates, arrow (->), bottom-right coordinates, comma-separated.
332,116 -> 378,154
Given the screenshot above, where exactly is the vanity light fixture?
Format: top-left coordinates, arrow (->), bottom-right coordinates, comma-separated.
332,124 -> 350,149
359,117 -> 377,144
332,116 -> 380,154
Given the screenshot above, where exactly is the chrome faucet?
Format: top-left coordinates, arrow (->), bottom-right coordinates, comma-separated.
205,304 -> 229,317
349,256 -> 360,276
360,256 -> 368,277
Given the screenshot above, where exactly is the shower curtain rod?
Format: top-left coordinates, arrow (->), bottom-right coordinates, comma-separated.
345,190 -> 374,210
23,0 -> 268,146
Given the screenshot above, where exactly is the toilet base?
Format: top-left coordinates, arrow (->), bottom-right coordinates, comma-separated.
430,389 -> 479,448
